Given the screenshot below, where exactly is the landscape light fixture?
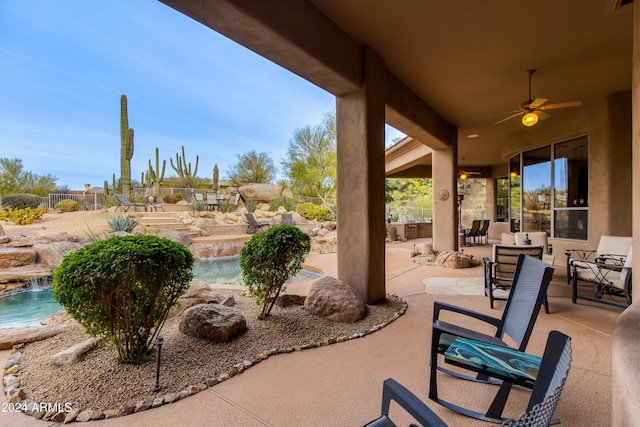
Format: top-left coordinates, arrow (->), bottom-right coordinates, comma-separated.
153,336 -> 166,392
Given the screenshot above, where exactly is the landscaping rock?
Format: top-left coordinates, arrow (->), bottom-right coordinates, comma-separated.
435,250 -> 474,269
304,276 -> 366,323
50,338 -> 99,366
239,183 -> 282,203
179,304 -> 247,341
0,247 -> 36,268
157,229 -> 191,247
0,325 -> 69,350
275,294 -> 306,308
169,281 -> 226,317
33,241 -> 82,268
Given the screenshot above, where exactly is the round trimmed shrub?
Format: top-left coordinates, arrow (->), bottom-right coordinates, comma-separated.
1,193 -> 42,209
53,235 -> 194,364
55,199 -> 79,212
297,202 -> 331,221
240,225 -> 311,319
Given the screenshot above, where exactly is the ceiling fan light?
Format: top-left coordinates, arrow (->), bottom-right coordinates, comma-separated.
459,172 -> 468,181
522,111 -> 539,126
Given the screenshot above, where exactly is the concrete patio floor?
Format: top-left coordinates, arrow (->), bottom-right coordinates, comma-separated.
1,238 -> 618,426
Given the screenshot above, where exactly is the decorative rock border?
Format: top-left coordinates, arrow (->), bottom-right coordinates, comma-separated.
3,294 -> 407,423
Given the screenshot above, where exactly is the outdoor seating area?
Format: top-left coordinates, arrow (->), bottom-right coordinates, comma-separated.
463,219 -> 490,246
0,238 -> 620,426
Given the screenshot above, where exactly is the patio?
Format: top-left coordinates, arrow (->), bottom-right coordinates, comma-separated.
0,238 -> 616,426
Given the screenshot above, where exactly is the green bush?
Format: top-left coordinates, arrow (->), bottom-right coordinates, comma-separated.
162,193 -> 183,204
0,207 -> 46,225
107,215 -> 137,233
1,193 -> 42,210
53,235 -> 194,364
240,225 -> 311,319
245,201 -> 258,213
269,196 -> 297,212
55,199 -> 79,212
297,202 -> 331,221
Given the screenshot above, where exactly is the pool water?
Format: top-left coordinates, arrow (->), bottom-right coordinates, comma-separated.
192,257 -> 321,285
0,258 -> 321,328
0,287 -> 62,329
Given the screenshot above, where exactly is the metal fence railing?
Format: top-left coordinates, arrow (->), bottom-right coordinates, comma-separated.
44,193 -> 108,211
387,205 -> 486,228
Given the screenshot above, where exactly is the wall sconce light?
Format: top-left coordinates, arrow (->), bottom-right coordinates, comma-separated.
522,111 -> 539,126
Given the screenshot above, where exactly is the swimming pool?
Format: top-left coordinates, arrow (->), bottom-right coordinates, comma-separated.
0,287 -> 62,329
0,258 -> 321,328
192,257 -> 321,285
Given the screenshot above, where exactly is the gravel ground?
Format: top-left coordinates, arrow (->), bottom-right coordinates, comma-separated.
3,211 -> 406,414
17,291 -> 404,412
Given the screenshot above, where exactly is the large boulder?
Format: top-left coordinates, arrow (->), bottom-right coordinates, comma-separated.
50,338 -> 99,366
304,276 -> 366,323
179,304 -> 246,341
239,184 -> 282,203
435,250 -> 474,269
0,247 -> 36,268
0,325 -> 69,350
157,229 -> 191,247
169,280 -> 226,317
33,241 -> 82,268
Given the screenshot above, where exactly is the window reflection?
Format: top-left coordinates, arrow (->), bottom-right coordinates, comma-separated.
522,146 -> 551,234
509,156 -> 520,232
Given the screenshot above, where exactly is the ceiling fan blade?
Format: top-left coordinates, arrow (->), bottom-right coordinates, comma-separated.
528,98 -> 548,109
540,100 -> 582,110
494,111 -> 524,124
536,110 -> 551,120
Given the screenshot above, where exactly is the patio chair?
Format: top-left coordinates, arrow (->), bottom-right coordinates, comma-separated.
114,194 -> 146,212
477,219 -> 490,245
429,254 -> 554,421
192,192 -> 205,204
245,213 -> 270,234
281,213 -> 296,226
464,220 -> 481,245
367,331 -> 571,427
571,245 -> 632,309
205,192 -> 218,211
484,244 -> 550,313
565,235 -> 632,284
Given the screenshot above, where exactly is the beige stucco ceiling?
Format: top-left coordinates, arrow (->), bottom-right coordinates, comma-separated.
311,0 -> 634,170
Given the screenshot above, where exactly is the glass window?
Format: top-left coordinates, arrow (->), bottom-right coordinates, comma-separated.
509,156 -> 521,232
522,146 -> 551,235
553,136 -> 588,239
496,178 -> 508,222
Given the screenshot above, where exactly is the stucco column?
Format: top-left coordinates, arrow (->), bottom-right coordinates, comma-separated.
612,3 -> 640,427
336,46 -> 386,304
432,136 -> 458,252
486,177 -> 497,225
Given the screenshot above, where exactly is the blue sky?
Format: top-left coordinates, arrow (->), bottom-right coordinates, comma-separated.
0,1 -> 404,191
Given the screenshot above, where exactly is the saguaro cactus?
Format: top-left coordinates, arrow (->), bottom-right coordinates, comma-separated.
120,94 -> 135,197
170,145 -> 199,187
147,147 -> 166,196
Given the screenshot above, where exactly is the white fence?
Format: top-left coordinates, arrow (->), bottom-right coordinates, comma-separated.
387,205 -> 486,228
43,193 -> 107,211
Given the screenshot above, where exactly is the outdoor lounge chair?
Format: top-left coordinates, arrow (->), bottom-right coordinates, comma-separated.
571,245 -> 632,309
114,194 -> 146,212
484,244 -> 550,313
477,219 -> 490,245
245,213 -> 270,234
205,192 -> 218,211
464,220 -> 481,245
565,235 -> 632,284
366,331 -> 571,427
429,254 -> 554,422
281,213 -> 296,226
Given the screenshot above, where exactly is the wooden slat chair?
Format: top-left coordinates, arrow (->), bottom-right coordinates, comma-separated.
465,220 -> 481,245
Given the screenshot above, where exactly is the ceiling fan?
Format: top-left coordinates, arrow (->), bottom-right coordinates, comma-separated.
494,69 -> 582,126
458,157 -> 479,181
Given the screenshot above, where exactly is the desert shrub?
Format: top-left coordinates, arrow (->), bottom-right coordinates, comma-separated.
240,225 -> 311,319
53,235 -> 194,364
107,215 -> 137,233
269,196 -> 297,212
55,199 -> 79,212
162,193 -> 183,204
0,207 -> 46,225
1,193 -> 42,210
245,201 -> 258,213
104,194 -> 120,208
297,202 -> 331,221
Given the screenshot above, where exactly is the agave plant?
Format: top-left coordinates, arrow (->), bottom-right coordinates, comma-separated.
107,215 -> 137,233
